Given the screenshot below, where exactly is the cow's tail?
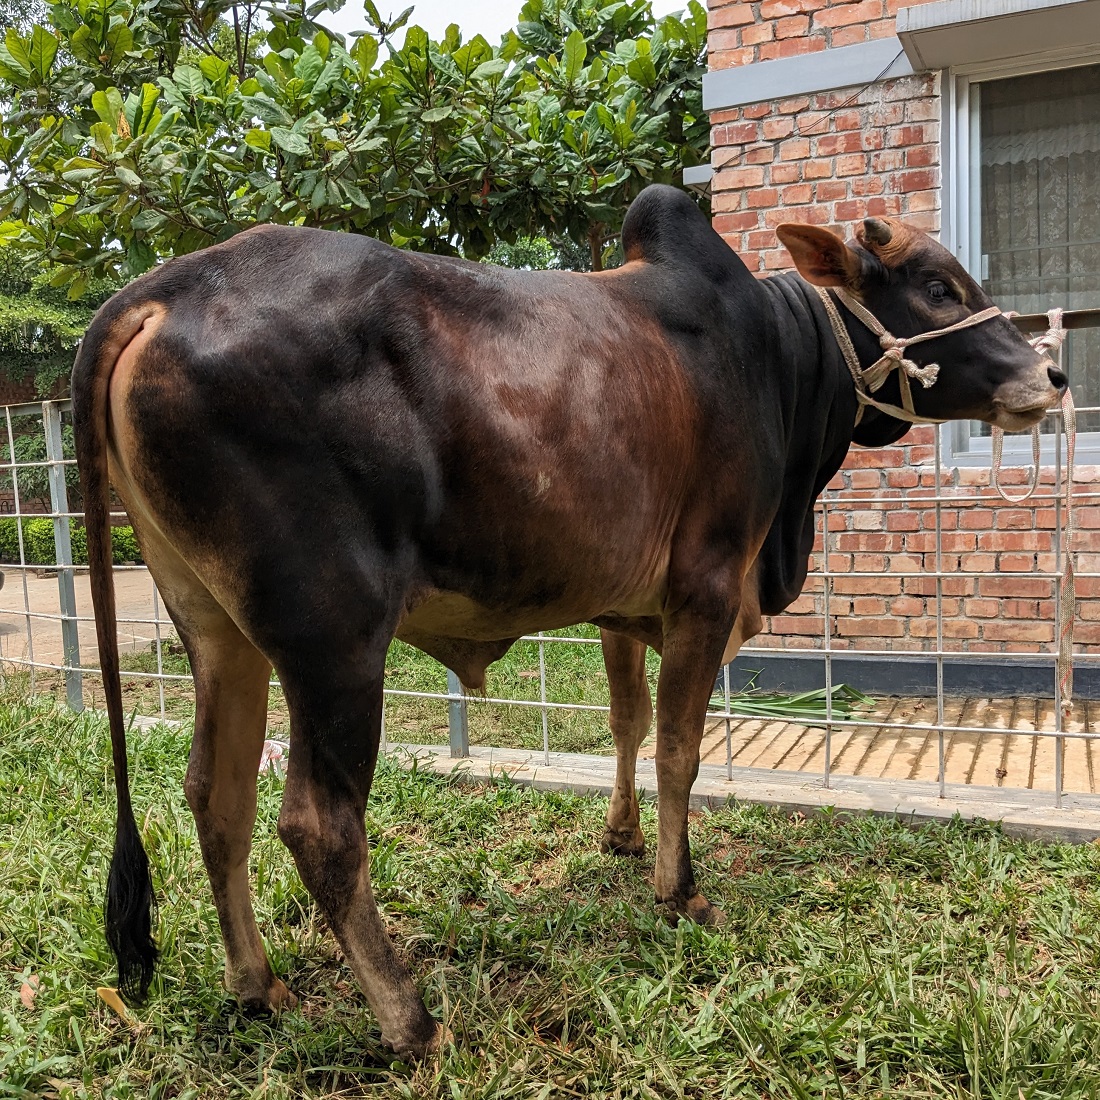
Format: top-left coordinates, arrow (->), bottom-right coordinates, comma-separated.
71,300 -> 162,1002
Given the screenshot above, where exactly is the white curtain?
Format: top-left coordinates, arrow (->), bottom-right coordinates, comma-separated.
980,63 -> 1100,432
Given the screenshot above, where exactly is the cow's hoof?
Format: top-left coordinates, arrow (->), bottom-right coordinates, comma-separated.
659,892 -> 726,927
236,975 -> 297,1014
599,825 -> 645,857
389,1022 -> 453,1061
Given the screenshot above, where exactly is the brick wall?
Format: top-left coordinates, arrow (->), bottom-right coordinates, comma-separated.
707,0 -> 1100,656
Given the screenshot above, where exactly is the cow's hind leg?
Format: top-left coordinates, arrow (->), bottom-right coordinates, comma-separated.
175,604 -> 293,1011
599,630 -> 651,857
272,618 -> 442,1059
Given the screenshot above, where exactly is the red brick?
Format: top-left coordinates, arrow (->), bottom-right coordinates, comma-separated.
996,509 -> 1035,530
871,150 -> 904,173
982,621 -> 1053,643
832,576 -> 903,595
746,187 -> 779,208
803,159 -> 834,179
964,598 -> 999,618
771,163 -> 801,183
890,168 -> 937,193
781,183 -> 813,204
746,229 -> 777,250
999,553 -> 1038,572
709,3 -> 755,26
763,117 -> 795,140
905,144 -> 937,168
712,212 -> 760,235
959,509 -> 994,530
777,97 -> 811,114
760,0 -> 809,15
745,146 -> 775,164
837,154 -> 868,176
890,596 -> 924,615
837,616 -> 904,637
717,165 -> 766,189
815,180 -> 847,201
743,103 -> 772,119
849,175 -> 885,197
715,122 -> 761,145
829,24 -> 868,46
769,614 -> 825,635
852,597 -> 886,615
742,22 -> 775,44
813,0 -> 883,27
886,512 -> 920,531
886,470 -> 919,488
776,14 -> 810,35
816,132 -> 865,156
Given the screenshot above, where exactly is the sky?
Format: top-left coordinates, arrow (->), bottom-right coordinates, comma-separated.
321,0 -> 684,45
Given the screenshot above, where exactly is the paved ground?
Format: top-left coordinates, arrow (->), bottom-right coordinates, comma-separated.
665,695 -> 1099,795
0,566 -> 162,668
1,564 -> 1093,797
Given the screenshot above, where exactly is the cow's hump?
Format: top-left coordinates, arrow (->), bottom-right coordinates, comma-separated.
621,184 -> 744,285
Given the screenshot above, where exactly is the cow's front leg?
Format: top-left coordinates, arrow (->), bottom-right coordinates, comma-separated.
599,629 -> 652,857
652,603 -> 735,926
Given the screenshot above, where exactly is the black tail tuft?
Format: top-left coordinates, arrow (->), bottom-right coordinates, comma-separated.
105,810 -> 159,1002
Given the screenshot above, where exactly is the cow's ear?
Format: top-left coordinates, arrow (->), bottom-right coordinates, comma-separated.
775,224 -> 862,288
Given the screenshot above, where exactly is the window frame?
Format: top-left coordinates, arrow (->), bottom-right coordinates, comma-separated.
941,46 -> 1100,466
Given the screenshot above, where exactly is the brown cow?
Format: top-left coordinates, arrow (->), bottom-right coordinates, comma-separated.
72,185 -> 1063,1058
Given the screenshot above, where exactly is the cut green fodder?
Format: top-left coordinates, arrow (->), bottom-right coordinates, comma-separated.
2,693 -> 1100,1098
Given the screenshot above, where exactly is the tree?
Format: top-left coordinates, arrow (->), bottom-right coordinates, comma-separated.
0,0 -> 708,286
0,240 -> 112,394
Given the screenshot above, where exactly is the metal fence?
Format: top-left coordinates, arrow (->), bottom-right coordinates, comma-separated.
0,314 -> 1096,808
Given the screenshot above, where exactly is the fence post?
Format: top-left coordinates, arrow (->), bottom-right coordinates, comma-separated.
43,401 -> 82,712
446,668 -> 469,758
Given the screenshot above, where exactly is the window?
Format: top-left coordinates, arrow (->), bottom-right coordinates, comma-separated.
945,56 -> 1100,462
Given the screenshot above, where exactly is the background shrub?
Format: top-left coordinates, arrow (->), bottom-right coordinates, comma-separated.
0,518 -> 142,565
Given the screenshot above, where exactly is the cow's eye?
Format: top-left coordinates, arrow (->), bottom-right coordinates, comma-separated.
927,280 -> 950,303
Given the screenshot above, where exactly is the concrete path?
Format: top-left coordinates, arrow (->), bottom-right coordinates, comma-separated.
398,742 -> 1100,842
0,566 -> 163,669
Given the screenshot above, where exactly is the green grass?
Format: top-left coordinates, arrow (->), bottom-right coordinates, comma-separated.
3,694 -> 1100,1098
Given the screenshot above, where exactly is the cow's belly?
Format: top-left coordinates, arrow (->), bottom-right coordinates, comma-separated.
398,581 -> 667,643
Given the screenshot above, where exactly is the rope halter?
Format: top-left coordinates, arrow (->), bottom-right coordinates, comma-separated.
814,285 -> 1003,426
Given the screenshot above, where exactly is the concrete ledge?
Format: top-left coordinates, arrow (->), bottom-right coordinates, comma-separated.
702,38 -> 913,113
390,742 -> 1100,843
721,651 -> 1100,699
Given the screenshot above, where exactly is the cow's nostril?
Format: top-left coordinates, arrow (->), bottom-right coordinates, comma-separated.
1048,365 -> 1068,390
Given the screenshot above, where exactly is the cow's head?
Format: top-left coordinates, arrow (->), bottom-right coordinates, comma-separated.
775,218 -> 1066,433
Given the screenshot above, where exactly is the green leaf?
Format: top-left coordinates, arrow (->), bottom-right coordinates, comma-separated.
172,65 -> 205,98
240,94 -> 293,127
421,105 -> 453,123
563,29 -> 586,83
124,83 -> 160,136
295,44 -> 324,87
270,127 -> 310,156
3,29 -> 33,80
115,165 -> 141,189
244,128 -> 272,151
472,57 -> 507,83
351,34 -> 378,75
198,54 -> 230,86
103,22 -> 133,67
28,25 -> 58,81
91,87 -> 124,128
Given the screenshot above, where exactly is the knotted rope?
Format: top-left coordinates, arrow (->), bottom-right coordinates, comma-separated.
817,289 -> 1078,713
814,285 -> 1003,425
990,309 -> 1077,713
